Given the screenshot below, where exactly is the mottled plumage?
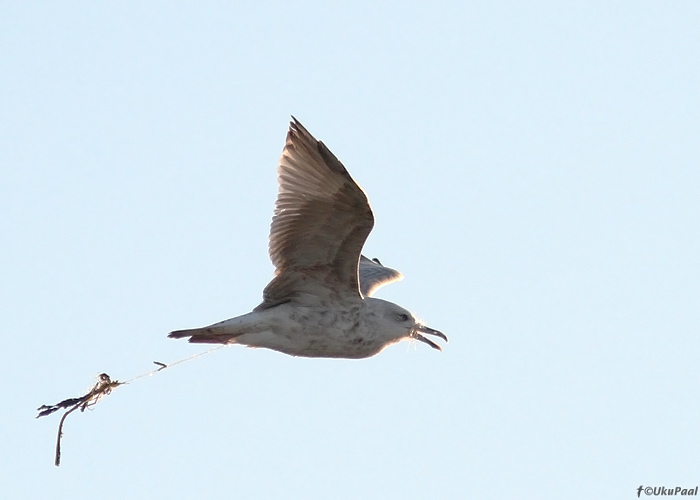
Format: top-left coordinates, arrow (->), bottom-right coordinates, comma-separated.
169,118 -> 446,358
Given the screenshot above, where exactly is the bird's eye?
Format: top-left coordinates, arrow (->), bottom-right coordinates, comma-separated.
397,313 -> 410,322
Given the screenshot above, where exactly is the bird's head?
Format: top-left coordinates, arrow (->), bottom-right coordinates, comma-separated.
365,298 -> 447,350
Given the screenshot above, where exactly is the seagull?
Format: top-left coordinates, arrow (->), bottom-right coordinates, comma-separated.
169,118 -> 446,358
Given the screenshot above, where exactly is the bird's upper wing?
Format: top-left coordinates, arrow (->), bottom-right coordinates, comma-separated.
359,255 -> 403,297
257,118 -> 374,309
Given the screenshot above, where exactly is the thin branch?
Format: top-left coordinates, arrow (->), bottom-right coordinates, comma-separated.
37,373 -> 122,466
36,346 -> 225,466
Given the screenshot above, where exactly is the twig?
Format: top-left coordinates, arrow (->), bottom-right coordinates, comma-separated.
37,373 -> 122,466
36,346 -> 224,466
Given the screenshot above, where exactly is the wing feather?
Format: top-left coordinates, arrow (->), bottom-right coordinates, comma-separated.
359,256 -> 403,297
258,118 -> 374,308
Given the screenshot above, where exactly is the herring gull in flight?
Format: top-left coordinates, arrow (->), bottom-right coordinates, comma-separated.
169,118 -> 446,358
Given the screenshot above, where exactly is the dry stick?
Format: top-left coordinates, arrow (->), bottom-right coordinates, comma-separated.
37,346 -> 225,466
55,404 -> 80,466
57,374 -> 119,466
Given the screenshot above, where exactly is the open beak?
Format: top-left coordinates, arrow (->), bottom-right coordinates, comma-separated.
412,325 -> 448,351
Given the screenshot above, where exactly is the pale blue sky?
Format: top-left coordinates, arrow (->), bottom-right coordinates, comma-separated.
2,2 -> 699,499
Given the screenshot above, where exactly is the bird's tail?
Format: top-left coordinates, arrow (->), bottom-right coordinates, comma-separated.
168,311 -> 265,344
168,326 -> 244,344
169,310 -> 268,344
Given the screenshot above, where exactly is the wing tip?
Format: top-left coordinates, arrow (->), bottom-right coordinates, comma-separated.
284,117 -> 348,176
288,115 -> 309,138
